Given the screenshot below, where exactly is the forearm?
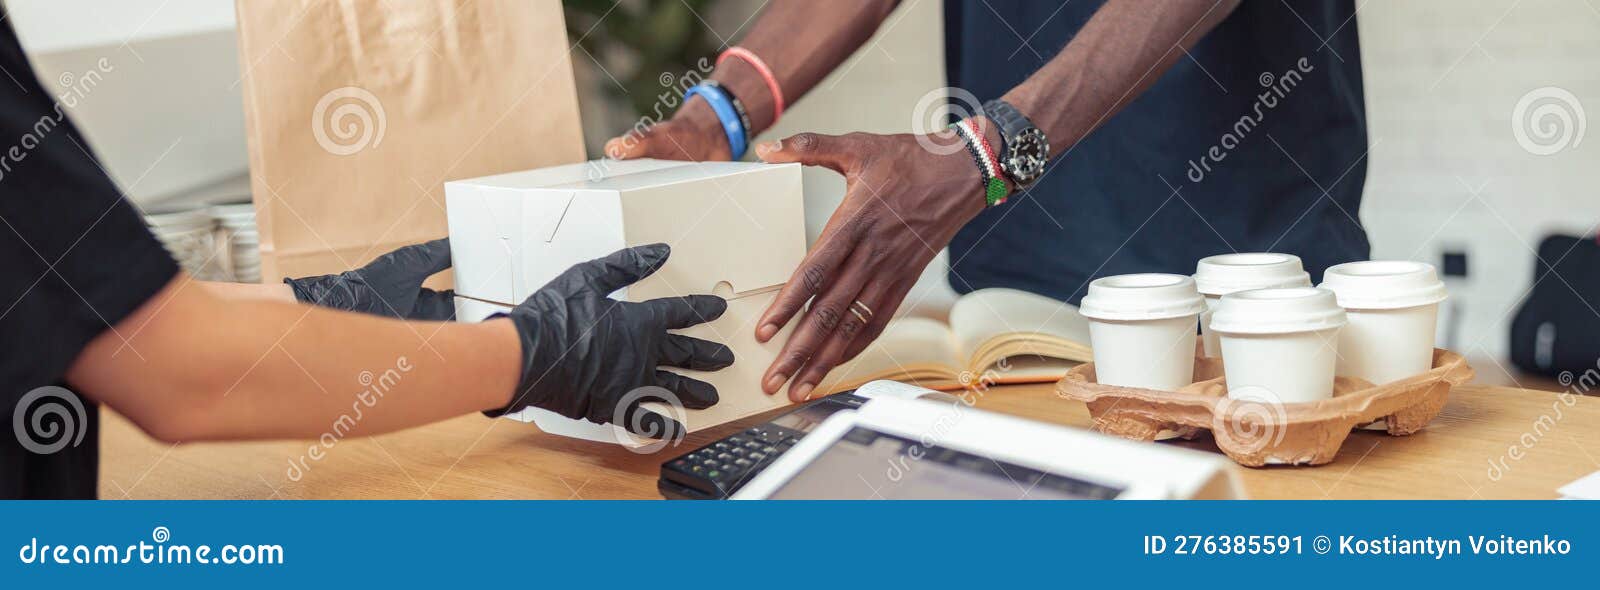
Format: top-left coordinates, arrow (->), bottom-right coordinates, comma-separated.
1002,0 -> 1241,158
708,0 -> 900,134
67,274 -> 520,442
200,280 -> 295,302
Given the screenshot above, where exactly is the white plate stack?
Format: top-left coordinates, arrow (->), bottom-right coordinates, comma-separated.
210,203 -> 260,283
145,208 -> 224,280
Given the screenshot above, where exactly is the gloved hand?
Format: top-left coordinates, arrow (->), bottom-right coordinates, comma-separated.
490,243 -> 733,439
285,238 -> 456,321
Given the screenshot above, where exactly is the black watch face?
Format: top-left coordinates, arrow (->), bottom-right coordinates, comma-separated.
1004,127 -> 1049,186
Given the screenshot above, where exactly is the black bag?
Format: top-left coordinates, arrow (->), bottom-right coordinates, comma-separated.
1510,234 -> 1600,376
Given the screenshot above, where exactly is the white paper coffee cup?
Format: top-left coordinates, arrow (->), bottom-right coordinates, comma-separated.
1210,287 -> 1347,404
1319,260 -> 1447,385
1080,274 -> 1206,439
1193,253 -> 1312,358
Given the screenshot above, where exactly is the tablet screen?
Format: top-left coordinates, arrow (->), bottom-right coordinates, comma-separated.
768,427 -> 1124,500
768,396 -> 856,433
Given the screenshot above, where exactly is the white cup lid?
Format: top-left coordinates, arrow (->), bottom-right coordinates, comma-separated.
1079,273 -> 1205,321
1209,287 -> 1346,334
1193,252 -> 1311,295
1318,260 -> 1448,310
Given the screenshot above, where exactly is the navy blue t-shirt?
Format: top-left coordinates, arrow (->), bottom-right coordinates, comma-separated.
944,0 -> 1369,304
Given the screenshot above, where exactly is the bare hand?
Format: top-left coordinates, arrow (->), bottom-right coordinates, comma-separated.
753,127 -> 998,401
603,98 -> 732,162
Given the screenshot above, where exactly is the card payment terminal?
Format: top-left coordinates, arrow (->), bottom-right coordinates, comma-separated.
658,381 -> 959,499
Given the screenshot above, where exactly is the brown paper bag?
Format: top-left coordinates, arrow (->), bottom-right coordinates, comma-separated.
235,0 -> 585,281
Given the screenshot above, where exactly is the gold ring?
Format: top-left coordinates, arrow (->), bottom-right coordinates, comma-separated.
850,300 -> 873,323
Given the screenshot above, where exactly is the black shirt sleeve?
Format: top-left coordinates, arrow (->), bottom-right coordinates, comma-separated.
0,13 -> 180,498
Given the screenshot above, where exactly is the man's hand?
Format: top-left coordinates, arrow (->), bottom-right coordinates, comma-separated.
492,244 -> 734,439
284,238 -> 456,321
753,129 -> 994,401
603,99 -> 732,162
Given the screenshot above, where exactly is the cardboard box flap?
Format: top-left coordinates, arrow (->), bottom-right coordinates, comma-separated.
446,186 -> 627,304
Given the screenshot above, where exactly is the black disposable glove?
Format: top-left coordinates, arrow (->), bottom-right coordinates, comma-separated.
489,243 -> 733,439
285,238 -> 456,321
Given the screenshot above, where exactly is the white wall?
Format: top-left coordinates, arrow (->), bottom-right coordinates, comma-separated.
6,0 -> 235,53
1358,0 -> 1599,360
6,0 -> 247,208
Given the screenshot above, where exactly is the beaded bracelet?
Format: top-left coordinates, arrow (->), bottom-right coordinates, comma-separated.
952,119 -> 1009,206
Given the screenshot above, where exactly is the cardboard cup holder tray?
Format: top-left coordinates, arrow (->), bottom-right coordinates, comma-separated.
1054,349 -> 1473,467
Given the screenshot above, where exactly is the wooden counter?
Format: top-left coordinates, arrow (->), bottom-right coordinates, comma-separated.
98,382 -> 1599,500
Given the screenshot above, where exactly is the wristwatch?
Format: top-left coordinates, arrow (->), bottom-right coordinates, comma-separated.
981,99 -> 1049,188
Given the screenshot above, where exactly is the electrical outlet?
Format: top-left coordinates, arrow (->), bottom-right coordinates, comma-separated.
1441,249 -> 1469,279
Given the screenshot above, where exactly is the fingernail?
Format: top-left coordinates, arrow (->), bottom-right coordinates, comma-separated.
756,141 -> 781,157
756,323 -> 778,341
793,383 -> 815,401
764,373 -> 787,394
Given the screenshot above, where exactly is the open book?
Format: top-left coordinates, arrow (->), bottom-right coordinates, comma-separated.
820,288 -> 1092,392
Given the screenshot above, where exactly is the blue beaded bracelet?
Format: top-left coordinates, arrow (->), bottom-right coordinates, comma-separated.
685,83 -> 749,160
